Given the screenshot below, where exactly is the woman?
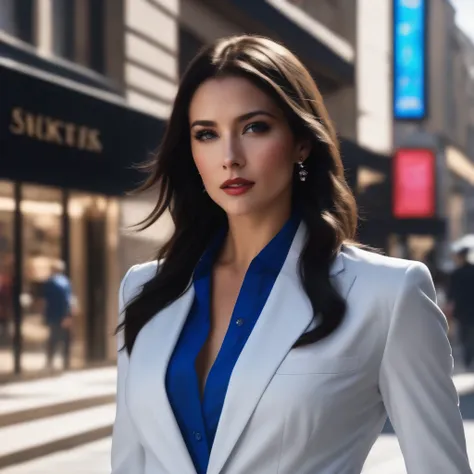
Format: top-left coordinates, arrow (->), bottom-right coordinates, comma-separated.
111,35 -> 471,474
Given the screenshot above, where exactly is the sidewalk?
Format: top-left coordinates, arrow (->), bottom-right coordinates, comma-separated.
2,414 -> 474,474
0,367 -> 116,469
1,367 -> 474,472
0,438 -> 112,474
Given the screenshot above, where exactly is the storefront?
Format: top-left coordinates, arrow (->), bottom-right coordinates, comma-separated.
0,60 -> 164,377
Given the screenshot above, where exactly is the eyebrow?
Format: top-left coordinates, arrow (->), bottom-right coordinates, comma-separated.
190,110 -> 277,129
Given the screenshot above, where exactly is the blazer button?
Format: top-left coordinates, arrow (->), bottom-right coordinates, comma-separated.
194,432 -> 202,441
236,318 -> 244,326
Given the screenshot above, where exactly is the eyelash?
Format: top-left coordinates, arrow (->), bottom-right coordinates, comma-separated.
193,121 -> 270,142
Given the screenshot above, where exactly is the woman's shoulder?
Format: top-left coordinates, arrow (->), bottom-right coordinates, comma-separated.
341,244 -> 433,291
119,260 -> 161,308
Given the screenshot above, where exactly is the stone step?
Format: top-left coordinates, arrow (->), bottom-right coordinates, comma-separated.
0,404 -> 115,469
0,394 -> 115,428
0,367 -> 116,429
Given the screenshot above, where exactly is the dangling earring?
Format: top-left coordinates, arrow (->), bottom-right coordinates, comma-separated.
298,160 -> 308,182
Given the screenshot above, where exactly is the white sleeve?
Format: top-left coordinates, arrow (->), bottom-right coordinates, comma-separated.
379,262 -> 472,474
111,265 -> 145,474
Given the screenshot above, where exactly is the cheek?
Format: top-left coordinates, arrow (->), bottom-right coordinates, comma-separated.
247,137 -> 295,178
191,143 -> 217,181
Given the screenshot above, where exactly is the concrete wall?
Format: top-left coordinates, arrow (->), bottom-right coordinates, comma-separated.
422,0 -> 449,139
324,86 -> 358,142
123,0 -> 179,119
180,0 -> 242,43
356,0 -> 393,154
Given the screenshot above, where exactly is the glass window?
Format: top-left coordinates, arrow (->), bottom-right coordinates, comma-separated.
52,0 -> 75,61
0,181 -> 15,376
0,0 -> 16,36
0,0 -> 34,43
15,0 -> 34,43
88,0 -> 105,73
21,185 -> 65,372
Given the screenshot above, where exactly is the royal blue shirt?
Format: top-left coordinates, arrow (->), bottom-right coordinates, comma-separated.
165,215 -> 300,474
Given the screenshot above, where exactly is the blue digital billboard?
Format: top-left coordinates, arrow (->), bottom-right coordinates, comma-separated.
393,0 -> 427,120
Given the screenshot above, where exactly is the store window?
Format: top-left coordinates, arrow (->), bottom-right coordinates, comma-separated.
69,193 -> 109,364
0,181 -> 15,375
0,181 -> 119,377
21,185 -> 64,372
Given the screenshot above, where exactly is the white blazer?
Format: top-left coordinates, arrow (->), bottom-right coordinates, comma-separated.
111,224 -> 472,474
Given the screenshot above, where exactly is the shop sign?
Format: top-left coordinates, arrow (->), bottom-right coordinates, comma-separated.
8,107 -> 103,153
393,0 -> 427,120
393,148 -> 435,218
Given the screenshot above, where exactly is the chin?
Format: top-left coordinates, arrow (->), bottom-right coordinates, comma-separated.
219,200 -> 269,218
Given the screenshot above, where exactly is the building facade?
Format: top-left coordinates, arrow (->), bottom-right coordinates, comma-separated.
0,0 -> 397,377
0,0 -> 165,378
392,0 -> 474,272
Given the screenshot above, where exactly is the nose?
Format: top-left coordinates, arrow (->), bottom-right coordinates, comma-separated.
222,135 -> 244,169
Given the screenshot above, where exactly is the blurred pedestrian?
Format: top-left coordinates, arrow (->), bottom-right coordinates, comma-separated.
447,247 -> 474,369
111,35 -> 471,474
42,259 -> 73,370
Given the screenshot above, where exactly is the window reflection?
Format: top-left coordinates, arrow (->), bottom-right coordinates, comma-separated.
0,181 -> 14,375
0,182 -> 117,376
69,193 -> 109,364
21,185 -> 64,372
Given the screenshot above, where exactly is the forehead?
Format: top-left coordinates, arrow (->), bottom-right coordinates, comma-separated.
189,76 -> 279,119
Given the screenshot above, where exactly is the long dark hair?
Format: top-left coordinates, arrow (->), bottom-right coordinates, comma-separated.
118,35 -> 358,355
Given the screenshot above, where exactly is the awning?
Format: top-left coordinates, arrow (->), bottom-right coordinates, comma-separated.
0,59 -> 165,195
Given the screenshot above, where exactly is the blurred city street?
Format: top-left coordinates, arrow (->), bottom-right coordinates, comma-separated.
0,367 -> 474,473
1,0 -> 474,471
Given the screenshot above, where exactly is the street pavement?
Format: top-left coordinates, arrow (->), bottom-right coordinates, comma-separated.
1,366 -> 474,473
2,419 -> 474,473
2,387 -> 474,473
0,438 -> 112,473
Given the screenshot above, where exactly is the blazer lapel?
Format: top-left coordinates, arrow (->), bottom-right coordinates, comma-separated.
127,285 -> 197,474
207,232 -> 357,474
207,225 -> 308,474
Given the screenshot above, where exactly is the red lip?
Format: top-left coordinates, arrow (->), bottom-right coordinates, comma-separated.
220,178 -> 255,196
220,178 -> 255,189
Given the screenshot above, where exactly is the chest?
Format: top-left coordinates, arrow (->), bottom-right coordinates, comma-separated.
196,269 -> 245,386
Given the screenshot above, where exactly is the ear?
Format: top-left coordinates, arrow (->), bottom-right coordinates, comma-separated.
295,139 -> 311,164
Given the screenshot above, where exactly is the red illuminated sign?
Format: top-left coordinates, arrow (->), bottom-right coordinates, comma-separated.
393,149 -> 435,218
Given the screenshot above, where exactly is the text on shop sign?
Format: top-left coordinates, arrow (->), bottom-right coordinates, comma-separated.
9,107 -> 103,153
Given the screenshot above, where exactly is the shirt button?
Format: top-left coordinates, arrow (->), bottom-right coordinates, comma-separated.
236,318 -> 244,326
193,432 -> 202,441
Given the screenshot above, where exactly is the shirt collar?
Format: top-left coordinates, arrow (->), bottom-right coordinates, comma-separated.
193,213 -> 301,281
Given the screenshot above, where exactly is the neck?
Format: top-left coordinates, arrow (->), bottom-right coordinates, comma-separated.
218,204 -> 293,272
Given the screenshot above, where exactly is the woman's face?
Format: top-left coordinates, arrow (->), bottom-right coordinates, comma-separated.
189,76 -> 308,218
